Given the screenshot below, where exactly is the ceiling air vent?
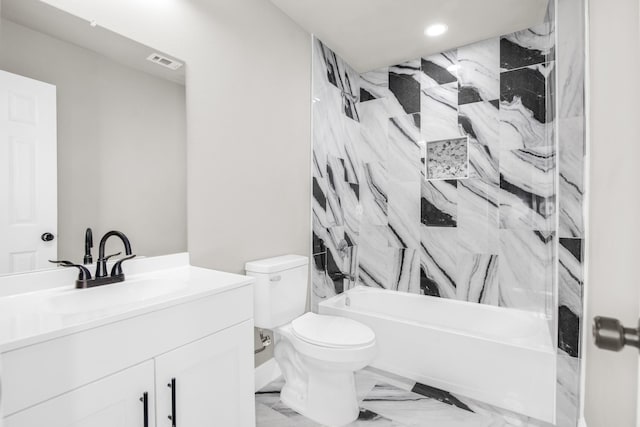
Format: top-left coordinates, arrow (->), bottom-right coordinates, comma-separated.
146,53 -> 183,71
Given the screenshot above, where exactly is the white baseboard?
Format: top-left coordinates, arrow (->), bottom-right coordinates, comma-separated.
255,358 -> 281,392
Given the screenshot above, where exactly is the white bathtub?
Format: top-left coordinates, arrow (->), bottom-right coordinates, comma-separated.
318,286 -> 556,423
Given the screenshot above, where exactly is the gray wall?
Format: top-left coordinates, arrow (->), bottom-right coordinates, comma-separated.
35,0 -> 312,367
585,0 -> 640,425
0,18 -> 187,261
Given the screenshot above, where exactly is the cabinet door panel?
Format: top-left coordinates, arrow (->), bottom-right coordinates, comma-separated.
4,361 -> 155,427
155,320 -> 255,427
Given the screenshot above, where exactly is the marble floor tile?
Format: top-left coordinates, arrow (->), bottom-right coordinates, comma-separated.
256,370 -> 551,427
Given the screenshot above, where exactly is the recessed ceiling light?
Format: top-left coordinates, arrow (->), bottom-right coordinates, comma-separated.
424,23 -> 448,37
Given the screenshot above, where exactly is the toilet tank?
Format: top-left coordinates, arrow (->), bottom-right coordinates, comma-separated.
245,255 -> 309,329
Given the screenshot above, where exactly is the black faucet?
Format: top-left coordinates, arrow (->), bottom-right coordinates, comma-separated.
50,230 -> 135,288
83,228 -> 93,265
96,230 -> 133,278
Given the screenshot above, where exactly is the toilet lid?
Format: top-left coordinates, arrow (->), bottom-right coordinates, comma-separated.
291,312 -> 375,348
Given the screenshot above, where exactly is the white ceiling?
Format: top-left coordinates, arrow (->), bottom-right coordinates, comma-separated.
1,0 -> 186,85
270,0 -> 550,72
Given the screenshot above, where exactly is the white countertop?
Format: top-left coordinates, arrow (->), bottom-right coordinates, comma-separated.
0,253 -> 254,352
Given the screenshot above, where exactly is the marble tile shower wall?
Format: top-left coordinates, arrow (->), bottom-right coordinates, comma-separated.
313,29 -> 559,313
312,0 -> 585,424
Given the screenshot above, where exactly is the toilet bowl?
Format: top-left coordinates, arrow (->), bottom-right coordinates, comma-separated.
245,255 -> 377,427
275,313 -> 376,426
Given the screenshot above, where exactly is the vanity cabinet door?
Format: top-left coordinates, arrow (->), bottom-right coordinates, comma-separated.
155,320 -> 255,427
4,360 -> 155,427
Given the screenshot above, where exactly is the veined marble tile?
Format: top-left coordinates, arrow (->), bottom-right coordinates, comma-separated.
311,252 -> 337,312
501,62 -> 554,123
559,238 -> 583,357
362,384 -> 494,427
459,101 -> 500,184
457,179 -> 499,254
313,86 -> 348,159
457,38 -> 500,105
389,59 -> 421,115
457,254 -> 499,305
557,0 -> 585,119
388,114 -> 422,182
500,63 -> 555,151
357,225 -> 394,290
313,38 -> 360,101
312,175 -> 330,229
499,229 -> 555,313
421,179 -> 457,227
420,225 -> 458,299
255,403 -> 296,427
500,21 -> 555,71
556,351 -> 580,427
344,94 -> 361,122
388,179 -> 420,249
559,116 -> 585,238
421,82 -> 460,141
390,248 -> 421,294
499,148 -> 556,231
421,50 -> 458,89
361,67 -> 391,102
359,162 -> 389,226
359,98 -> 391,165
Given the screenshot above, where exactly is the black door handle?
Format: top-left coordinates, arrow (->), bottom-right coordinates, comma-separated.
168,378 -> 177,427
140,392 -> 149,427
41,232 -> 55,242
593,316 -> 640,351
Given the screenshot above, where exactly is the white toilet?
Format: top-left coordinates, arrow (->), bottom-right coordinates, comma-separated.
246,254 -> 377,427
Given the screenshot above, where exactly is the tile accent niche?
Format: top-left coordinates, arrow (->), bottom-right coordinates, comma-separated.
311,0 -> 585,424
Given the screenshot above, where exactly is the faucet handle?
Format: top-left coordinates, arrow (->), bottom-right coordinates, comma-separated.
49,260 -> 92,281
110,254 -> 136,277
104,252 -> 122,262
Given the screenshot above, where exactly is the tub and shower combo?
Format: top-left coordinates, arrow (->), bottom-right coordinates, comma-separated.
319,286 -> 557,423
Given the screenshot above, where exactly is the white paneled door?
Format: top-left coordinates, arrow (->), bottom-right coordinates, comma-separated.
0,70 -> 57,274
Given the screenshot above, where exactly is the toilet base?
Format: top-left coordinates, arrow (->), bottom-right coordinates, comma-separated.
274,331 -> 366,427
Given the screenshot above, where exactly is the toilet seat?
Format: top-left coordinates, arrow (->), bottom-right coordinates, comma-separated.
291,312 -> 375,348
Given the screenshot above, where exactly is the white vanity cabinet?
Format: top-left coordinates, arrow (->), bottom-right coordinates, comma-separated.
0,260 -> 256,427
4,361 -> 156,427
155,321 -> 255,427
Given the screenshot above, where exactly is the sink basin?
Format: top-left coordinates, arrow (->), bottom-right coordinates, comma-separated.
45,278 -> 188,314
